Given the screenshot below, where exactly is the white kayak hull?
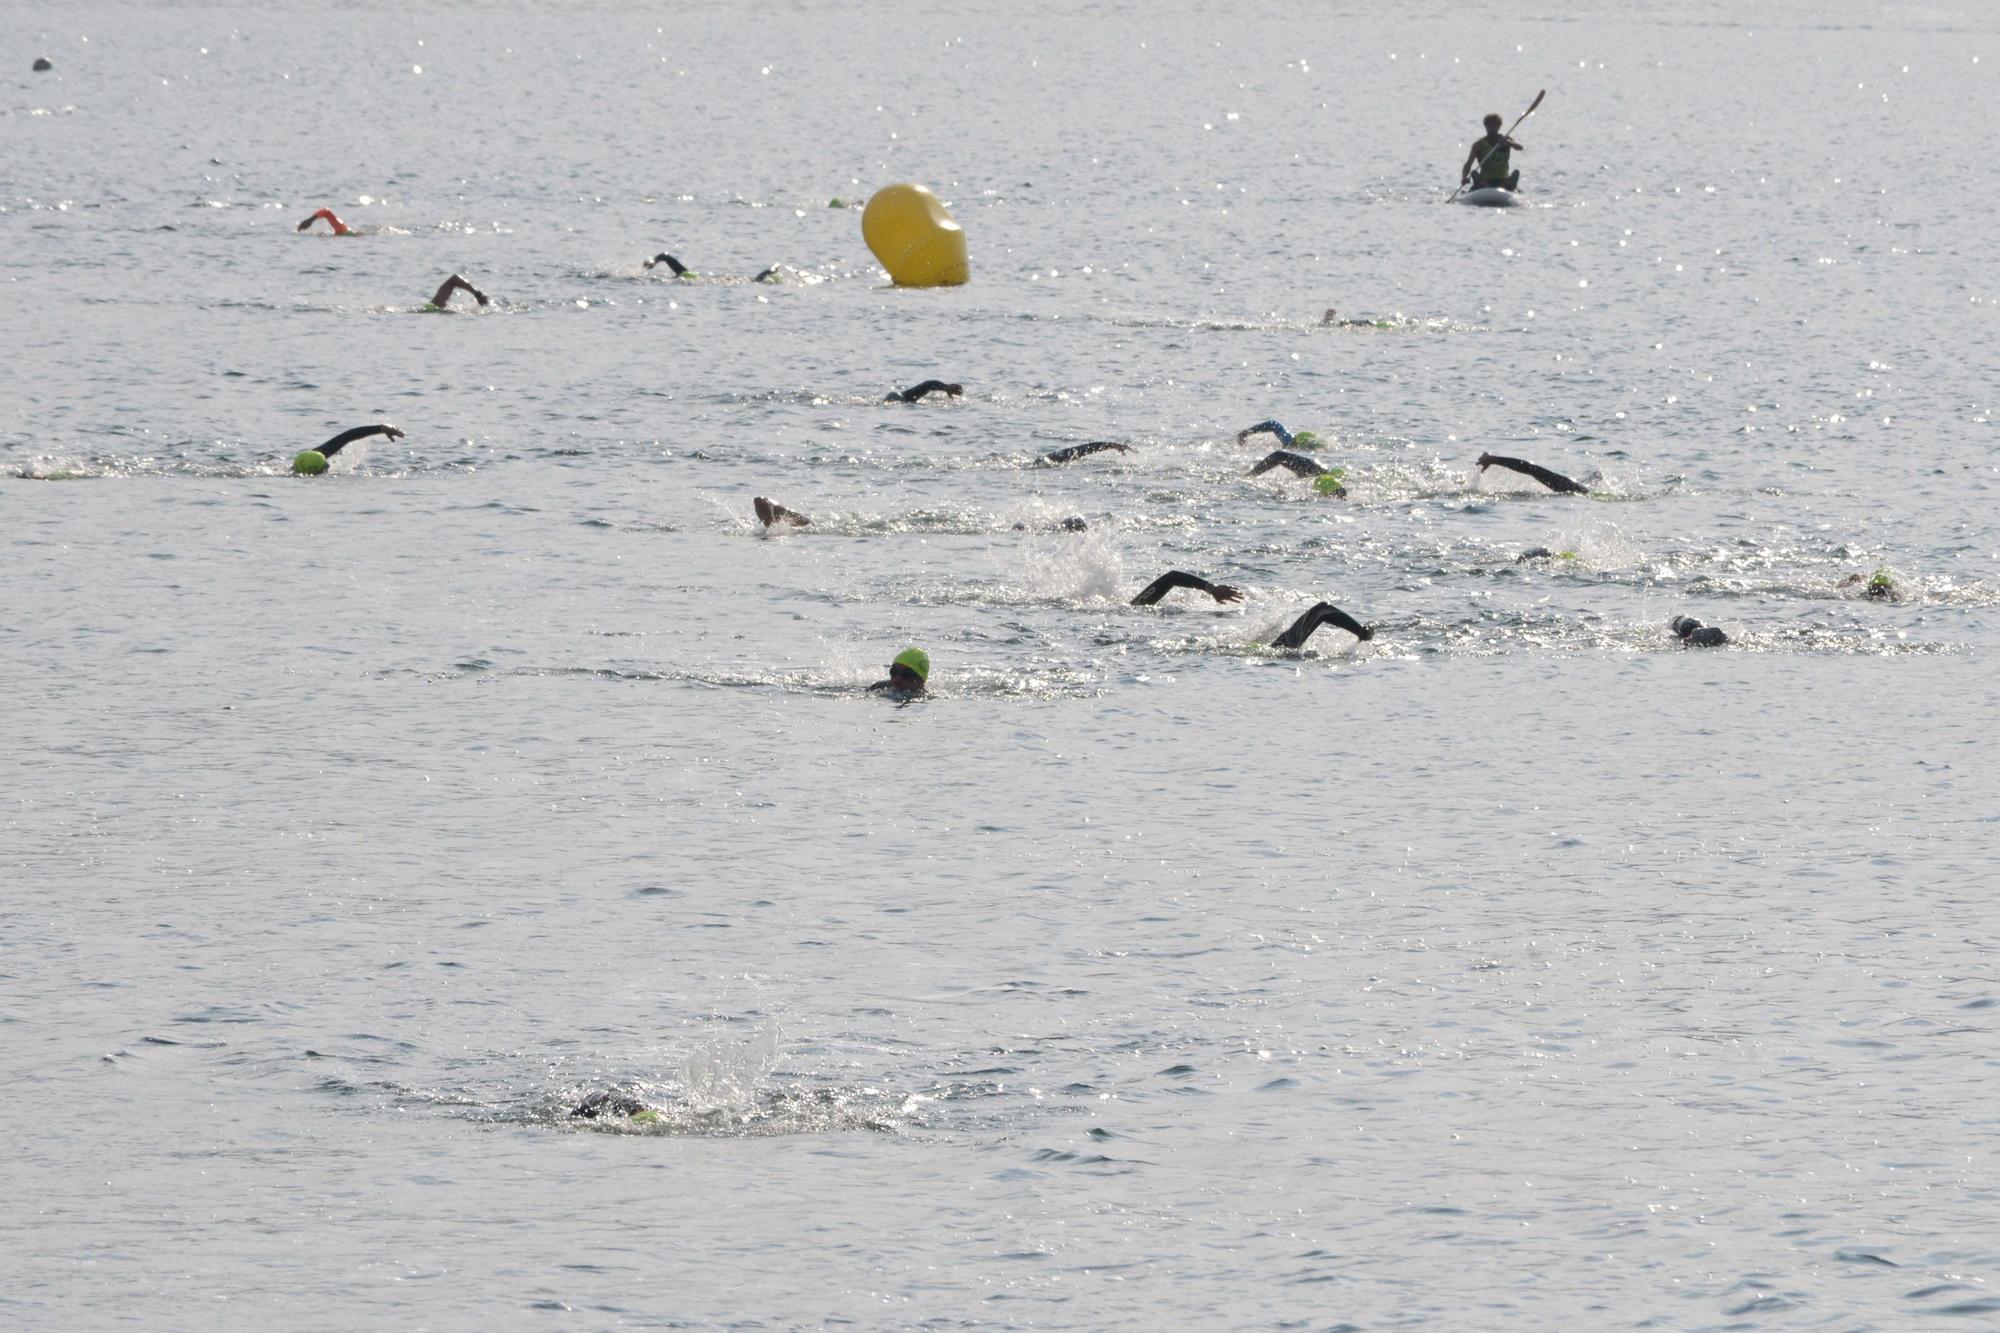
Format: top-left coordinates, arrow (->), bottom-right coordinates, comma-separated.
1459,187 -> 1523,208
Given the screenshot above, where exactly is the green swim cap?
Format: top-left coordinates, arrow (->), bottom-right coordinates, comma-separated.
1312,468 -> 1346,496
630,1109 -> 662,1125
1558,550 -> 1578,561
892,647 -> 930,680
291,450 -> 328,476
1293,430 -> 1321,449
1868,568 -> 1893,591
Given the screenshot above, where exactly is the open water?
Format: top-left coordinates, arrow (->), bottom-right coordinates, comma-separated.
3,1 -> 1998,1328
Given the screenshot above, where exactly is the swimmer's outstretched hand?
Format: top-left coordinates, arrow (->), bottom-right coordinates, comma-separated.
1208,584 -> 1244,604
382,425 -> 405,441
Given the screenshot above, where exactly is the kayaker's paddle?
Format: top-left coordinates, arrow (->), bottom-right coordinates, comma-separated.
1448,88 -> 1545,202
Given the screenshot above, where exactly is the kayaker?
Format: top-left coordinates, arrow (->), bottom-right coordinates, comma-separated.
1460,114 -> 1522,192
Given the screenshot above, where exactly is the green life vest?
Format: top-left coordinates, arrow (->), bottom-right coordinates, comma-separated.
1475,137 -> 1512,184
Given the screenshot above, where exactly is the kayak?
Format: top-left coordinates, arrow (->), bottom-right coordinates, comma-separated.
1459,187 -> 1523,208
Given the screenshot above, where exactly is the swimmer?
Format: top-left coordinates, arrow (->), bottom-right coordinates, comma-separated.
1249,451 -> 1347,496
1270,602 -> 1375,651
1461,113 -> 1523,193
1236,420 -> 1322,450
1131,570 -> 1244,606
1516,547 -> 1577,563
869,647 -> 930,698
570,1091 -> 661,1124
642,253 -> 693,277
1130,574 -> 1373,653
296,208 -> 355,236
1040,441 -> 1132,465
1321,308 -> 1391,329
752,264 -> 786,283
426,274 -> 489,310
290,423 -> 404,475
1838,569 -> 1898,601
885,380 -> 963,404
753,496 -> 810,528
1670,615 -> 1729,648
1012,516 -> 1090,532
1476,452 -> 1589,496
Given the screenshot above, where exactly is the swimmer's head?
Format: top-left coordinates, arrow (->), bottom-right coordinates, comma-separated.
1867,569 -> 1894,598
1292,430 -> 1321,450
1484,113 -> 1503,131
1312,469 -> 1346,497
889,647 -> 930,692
291,450 -> 329,476
1059,516 -> 1088,532
1321,308 -> 1338,324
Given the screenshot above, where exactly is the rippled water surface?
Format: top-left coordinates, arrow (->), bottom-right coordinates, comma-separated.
5,2 -> 1998,1328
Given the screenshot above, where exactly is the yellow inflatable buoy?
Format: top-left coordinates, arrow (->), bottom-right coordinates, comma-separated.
862,183 -> 969,287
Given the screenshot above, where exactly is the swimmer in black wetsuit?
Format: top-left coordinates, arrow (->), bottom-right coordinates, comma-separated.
571,1091 -> 660,1124
885,380 -> 963,403
1248,450 -> 1326,480
291,423 -> 404,474
427,274 -> 489,309
1131,573 -> 1373,650
1041,441 -> 1132,465
1670,615 -> 1729,647
1476,452 -> 1588,496
1131,570 -> 1244,606
1839,570 -> 1898,601
869,648 -> 930,697
753,497 -> 810,528
1249,451 -> 1347,495
642,253 -> 693,276
1270,603 -> 1374,650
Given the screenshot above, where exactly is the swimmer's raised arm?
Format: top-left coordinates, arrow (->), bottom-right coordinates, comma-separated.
642,253 -> 690,276
296,208 -> 353,236
1040,441 -> 1132,465
1269,601 -> 1374,651
1236,419 -> 1296,447
886,380 -> 964,403
1131,570 -> 1243,606
753,496 -> 810,528
317,423 -> 404,458
429,274 -> 490,309
1249,450 -> 1327,480
1476,452 -> 1588,495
